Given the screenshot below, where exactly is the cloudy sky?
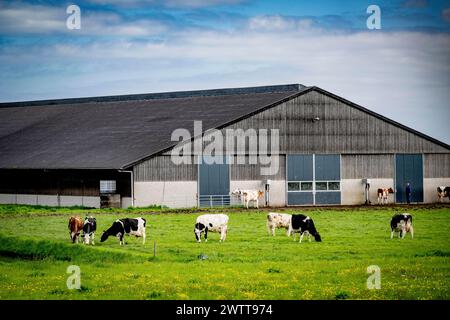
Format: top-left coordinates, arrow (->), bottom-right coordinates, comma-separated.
0,0 -> 449,143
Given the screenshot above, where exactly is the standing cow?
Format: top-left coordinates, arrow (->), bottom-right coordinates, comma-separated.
267,212 -> 292,236
231,189 -> 264,209
377,187 -> 394,204
82,216 -> 97,245
68,216 -> 84,244
288,214 -> 322,243
390,213 -> 413,239
437,186 -> 450,202
101,217 -> 146,245
194,214 -> 229,242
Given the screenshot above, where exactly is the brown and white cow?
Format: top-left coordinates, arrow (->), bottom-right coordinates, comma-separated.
68,216 -> 84,244
437,186 -> 450,202
231,189 -> 264,209
267,212 -> 292,236
377,188 -> 394,204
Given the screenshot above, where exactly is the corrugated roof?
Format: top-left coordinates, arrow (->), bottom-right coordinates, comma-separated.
0,84 -> 305,169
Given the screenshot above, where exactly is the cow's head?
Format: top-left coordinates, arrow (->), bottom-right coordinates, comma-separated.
314,233 -> 322,242
388,188 -> 394,194
194,222 -> 206,242
231,189 -> 241,196
100,231 -> 109,242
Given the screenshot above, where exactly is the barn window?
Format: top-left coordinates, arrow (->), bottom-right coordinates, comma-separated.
288,182 -> 300,191
315,182 -> 328,191
328,181 -> 340,191
100,180 -> 116,194
300,182 -> 313,191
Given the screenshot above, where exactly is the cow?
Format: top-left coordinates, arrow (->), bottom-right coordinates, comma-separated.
437,186 -> 450,202
100,217 -> 146,245
231,188 -> 264,209
194,214 -> 229,243
390,213 -> 414,239
68,216 -> 84,244
288,214 -> 322,243
82,216 -> 97,245
377,187 -> 394,204
267,212 -> 292,236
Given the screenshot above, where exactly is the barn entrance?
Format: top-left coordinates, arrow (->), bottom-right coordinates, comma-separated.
287,154 -> 341,205
395,154 -> 423,203
198,156 -> 230,207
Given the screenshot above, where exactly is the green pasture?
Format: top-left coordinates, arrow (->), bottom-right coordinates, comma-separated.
0,205 -> 449,300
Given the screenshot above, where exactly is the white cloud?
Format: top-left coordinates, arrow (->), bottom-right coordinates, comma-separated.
0,2 -> 167,36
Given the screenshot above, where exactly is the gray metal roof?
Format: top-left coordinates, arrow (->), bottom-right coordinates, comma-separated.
1,83 -> 448,170
0,84 -> 304,169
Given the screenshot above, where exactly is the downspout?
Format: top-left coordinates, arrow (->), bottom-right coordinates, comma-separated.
119,169 -> 134,207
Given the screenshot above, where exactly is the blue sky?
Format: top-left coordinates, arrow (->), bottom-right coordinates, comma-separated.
0,0 -> 449,143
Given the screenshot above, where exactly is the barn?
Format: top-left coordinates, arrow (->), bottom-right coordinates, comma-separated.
0,84 -> 449,208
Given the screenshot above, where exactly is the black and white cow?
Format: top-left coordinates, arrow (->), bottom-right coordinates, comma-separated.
82,216 -> 97,245
390,213 -> 413,239
194,214 -> 229,242
437,186 -> 450,202
101,217 -> 146,245
288,214 -> 322,243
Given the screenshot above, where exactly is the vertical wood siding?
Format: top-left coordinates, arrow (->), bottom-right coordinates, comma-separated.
424,153 -> 450,178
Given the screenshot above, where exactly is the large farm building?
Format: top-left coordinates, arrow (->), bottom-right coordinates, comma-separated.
0,84 -> 449,208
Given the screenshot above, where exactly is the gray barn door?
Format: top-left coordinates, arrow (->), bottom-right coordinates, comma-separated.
287,154 -> 341,205
395,154 -> 423,203
198,156 -> 230,207
314,155 -> 341,205
287,155 -> 314,205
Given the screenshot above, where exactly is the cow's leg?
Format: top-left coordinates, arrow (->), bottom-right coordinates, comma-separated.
299,232 -> 304,243
142,229 -> 146,245
390,230 -> 394,239
220,226 -> 227,242
308,233 -> 312,242
292,231 -> 296,241
410,226 -> 414,239
255,199 -> 258,209
204,228 -> 208,242
92,233 -> 95,245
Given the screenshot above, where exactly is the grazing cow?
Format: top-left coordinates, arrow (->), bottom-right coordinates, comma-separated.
231,189 -> 264,209
437,186 -> 450,202
194,214 -> 229,242
82,216 -> 97,245
390,213 -> 414,239
377,187 -> 394,204
101,217 -> 146,245
267,212 -> 292,236
288,214 -> 322,243
68,216 -> 84,244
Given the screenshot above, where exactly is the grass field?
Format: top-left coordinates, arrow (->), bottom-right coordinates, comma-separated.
0,204 -> 449,300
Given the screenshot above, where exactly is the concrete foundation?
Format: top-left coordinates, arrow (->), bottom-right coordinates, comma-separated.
134,181 -> 198,208
0,194 -> 100,208
424,178 -> 450,203
341,179 -> 395,205
230,180 -> 286,207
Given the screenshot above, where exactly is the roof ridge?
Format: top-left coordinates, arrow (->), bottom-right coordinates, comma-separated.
0,84 -> 305,108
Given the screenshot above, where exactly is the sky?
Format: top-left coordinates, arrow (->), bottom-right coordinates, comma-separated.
0,0 -> 449,143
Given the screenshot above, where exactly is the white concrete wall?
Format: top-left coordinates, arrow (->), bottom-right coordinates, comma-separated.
230,180 -> 286,207
134,181 -> 197,208
0,194 -> 100,208
424,178 -> 450,203
121,197 -> 132,209
341,179 -> 394,205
